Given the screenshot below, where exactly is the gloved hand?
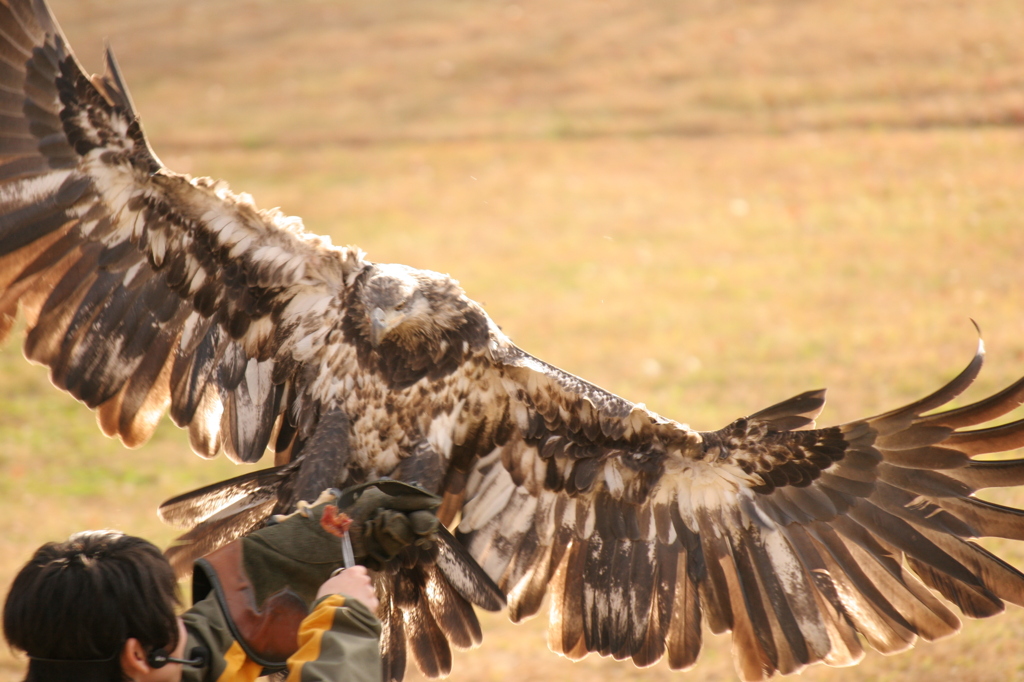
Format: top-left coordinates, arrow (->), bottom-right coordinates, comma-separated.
333,481 -> 440,569
191,480 -> 440,669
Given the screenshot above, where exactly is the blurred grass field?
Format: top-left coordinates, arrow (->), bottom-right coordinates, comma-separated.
2,0 -> 1024,680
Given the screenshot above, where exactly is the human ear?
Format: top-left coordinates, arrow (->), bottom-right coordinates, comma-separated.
120,637 -> 150,679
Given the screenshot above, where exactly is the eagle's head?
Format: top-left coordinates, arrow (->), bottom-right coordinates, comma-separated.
358,263 -> 480,351
346,263 -> 490,385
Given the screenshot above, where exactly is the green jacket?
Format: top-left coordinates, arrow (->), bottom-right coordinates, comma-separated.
180,591 -> 381,682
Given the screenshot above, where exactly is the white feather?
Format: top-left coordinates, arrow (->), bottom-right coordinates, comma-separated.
148,225 -> 168,267
579,503 -> 596,539
121,261 -> 146,288
427,403 -> 462,459
604,463 -> 625,497
187,266 -> 207,295
464,448 -> 503,499
228,234 -> 255,259
0,169 -> 73,206
244,359 -> 264,404
462,466 -> 516,531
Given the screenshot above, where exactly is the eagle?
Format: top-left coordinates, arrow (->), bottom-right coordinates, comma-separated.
3,1 -> 1024,681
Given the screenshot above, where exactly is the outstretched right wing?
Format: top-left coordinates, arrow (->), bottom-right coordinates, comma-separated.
0,0 -> 365,464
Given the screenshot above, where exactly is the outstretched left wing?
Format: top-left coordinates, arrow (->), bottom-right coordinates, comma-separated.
0,9 -> 512,680
452,339 -> 1024,679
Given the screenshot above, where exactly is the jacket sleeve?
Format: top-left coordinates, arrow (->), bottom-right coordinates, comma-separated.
179,592 -> 382,682
285,594 -> 382,682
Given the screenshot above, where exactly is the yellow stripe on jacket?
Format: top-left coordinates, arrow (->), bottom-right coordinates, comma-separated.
216,641 -> 265,682
287,594 -> 347,682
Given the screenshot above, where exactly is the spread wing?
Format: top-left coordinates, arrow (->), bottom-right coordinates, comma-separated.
452,338 -> 1024,679
0,0 -> 364,463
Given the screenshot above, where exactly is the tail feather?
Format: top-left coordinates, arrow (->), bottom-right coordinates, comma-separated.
379,589 -> 407,682
423,564 -> 483,650
434,525 -> 506,612
381,561 -> 453,681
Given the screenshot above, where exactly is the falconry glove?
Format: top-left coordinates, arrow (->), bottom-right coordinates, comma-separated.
191,480 -> 440,670
336,481 -> 441,569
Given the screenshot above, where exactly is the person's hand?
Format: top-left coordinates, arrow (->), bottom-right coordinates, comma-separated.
316,565 -> 379,612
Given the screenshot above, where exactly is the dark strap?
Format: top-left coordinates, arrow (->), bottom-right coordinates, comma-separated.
28,658 -> 119,682
193,541 -> 308,670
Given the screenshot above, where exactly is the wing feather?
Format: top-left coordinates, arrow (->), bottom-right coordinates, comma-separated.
0,1 -> 367,466
805,522 -> 918,653
663,545 -> 702,670
546,535 -> 585,659
449,337 -> 1024,680
115,328 -> 174,447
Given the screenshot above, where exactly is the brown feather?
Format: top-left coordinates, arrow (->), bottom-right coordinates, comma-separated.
664,547 -> 702,670
921,373 -> 1024,430
806,522 -> 918,653
423,565 -> 483,650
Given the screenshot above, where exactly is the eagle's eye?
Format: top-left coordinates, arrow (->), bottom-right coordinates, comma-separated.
394,301 -> 407,311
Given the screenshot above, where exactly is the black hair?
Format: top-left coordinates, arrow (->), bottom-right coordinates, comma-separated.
3,531 -> 181,682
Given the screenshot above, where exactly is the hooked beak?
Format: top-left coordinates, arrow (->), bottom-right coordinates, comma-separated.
370,306 -> 402,347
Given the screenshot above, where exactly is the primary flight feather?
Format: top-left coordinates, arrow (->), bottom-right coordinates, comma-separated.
3,1 -> 1024,680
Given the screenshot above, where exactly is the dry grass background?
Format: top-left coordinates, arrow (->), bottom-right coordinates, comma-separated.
2,0 -> 1024,680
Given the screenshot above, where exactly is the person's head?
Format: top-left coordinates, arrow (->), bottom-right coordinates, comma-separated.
3,530 -> 184,682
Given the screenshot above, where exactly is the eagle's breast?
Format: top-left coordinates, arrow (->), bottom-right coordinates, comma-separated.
341,352 -> 500,490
